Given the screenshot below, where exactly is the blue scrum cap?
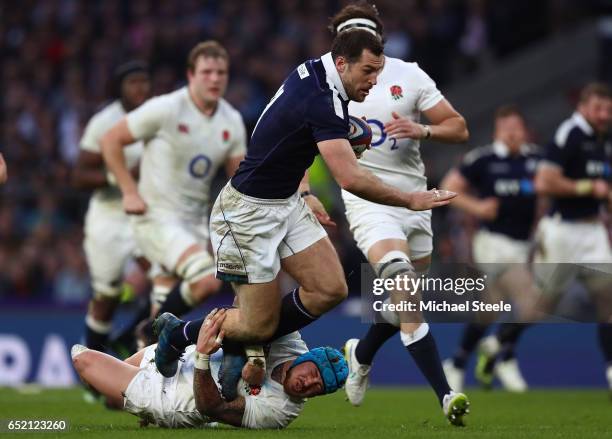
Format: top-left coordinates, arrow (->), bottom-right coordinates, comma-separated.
290,346 -> 348,394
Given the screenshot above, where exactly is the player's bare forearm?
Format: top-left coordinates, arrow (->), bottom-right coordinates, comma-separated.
535,166 -> 592,197
193,367 -> 245,426
429,115 -> 469,143
298,170 -> 310,193
423,99 -> 469,143
441,168 -> 496,219
298,169 -> 336,226
224,155 -> 244,178
451,193 -> 486,215
100,119 -> 139,195
343,167 -> 412,207
72,169 -> 109,189
72,151 -> 109,189
319,138 -> 453,210
318,138 -> 409,207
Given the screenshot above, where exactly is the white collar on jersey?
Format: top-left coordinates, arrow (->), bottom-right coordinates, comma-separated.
572,111 -> 594,136
493,140 -> 531,158
321,52 -> 349,101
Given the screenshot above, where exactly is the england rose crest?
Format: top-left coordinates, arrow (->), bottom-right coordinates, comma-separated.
390,85 -> 403,100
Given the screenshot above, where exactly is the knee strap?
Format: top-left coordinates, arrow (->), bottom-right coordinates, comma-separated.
376,251 -> 416,328
176,251 -> 215,284
377,250 -> 415,279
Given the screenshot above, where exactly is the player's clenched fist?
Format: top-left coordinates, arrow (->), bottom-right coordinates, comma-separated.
123,191 -> 147,215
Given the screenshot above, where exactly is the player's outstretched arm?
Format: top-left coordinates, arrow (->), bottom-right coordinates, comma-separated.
101,118 -> 146,214
193,309 -> 246,427
318,138 -> 456,211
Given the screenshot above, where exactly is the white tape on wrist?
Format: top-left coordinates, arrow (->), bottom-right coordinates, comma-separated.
194,352 -> 210,370
106,171 -> 117,186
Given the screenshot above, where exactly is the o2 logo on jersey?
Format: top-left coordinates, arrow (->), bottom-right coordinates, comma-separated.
189,154 -> 212,179
367,119 -> 398,150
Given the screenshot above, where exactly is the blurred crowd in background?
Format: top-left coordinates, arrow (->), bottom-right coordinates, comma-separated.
0,0 -> 609,304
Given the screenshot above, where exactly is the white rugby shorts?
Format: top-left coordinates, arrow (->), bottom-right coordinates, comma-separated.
123,345 -> 208,428
210,182 -> 328,284
130,208 -> 214,275
342,192 -> 433,261
472,229 -> 531,278
533,215 -> 612,294
84,209 -> 137,296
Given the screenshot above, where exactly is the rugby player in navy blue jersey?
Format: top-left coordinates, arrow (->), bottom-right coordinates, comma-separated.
441,106 -> 542,393
153,29 -> 456,381
532,83 -> 612,393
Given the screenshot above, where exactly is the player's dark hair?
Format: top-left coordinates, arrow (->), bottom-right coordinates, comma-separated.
494,104 -> 525,121
331,30 -> 384,64
187,40 -> 229,72
110,59 -> 149,99
329,1 -> 385,42
579,82 -> 611,103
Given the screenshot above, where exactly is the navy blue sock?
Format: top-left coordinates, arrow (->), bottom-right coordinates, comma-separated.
157,282 -> 192,317
168,318 -> 204,350
268,288 -> 318,342
499,344 -> 517,362
598,323 -> 612,364
497,323 -> 529,345
85,324 -> 109,352
112,296 -> 151,345
406,331 -> 452,405
453,323 -> 488,369
168,289 -> 317,349
354,323 -> 399,365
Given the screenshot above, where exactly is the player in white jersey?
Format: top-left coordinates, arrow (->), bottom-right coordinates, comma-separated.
71,308 -> 348,429
101,42 -> 246,322
73,61 -> 151,354
329,3 -> 470,426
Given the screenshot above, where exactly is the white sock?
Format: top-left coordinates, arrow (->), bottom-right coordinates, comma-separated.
400,323 -> 429,347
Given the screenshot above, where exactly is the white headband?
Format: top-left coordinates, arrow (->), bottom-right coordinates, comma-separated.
336,18 -> 379,36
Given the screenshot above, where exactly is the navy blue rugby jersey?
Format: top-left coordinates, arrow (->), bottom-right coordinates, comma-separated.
232,52 -> 350,198
460,141 -> 541,240
543,112 -> 612,220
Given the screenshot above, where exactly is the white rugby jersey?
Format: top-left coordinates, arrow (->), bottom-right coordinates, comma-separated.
173,332 -> 307,429
126,87 -> 246,218
80,100 -> 143,218
345,57 -> 443,197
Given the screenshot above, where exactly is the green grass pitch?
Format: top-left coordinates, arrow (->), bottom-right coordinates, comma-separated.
1,387 -> 611,438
